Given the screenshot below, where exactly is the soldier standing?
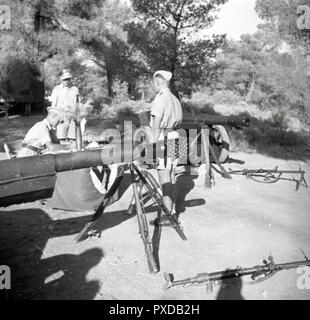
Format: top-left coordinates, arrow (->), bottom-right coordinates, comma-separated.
150,70 -> 183,225
50,69 -> 80,140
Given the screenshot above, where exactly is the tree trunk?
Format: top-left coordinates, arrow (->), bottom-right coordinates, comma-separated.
170,27 -> 180,99
246,79 -> 255,102
106,65 -> 114,98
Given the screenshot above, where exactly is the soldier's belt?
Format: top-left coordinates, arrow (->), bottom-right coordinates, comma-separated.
21,143 -> 44,153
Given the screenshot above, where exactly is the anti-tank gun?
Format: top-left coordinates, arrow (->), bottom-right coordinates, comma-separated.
137,111 -> 250,164
0,112 -> 250,207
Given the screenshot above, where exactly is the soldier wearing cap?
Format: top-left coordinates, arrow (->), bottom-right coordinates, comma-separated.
150,70 -> 183,224
50,69 -> 80,140
17,107 -> 71,158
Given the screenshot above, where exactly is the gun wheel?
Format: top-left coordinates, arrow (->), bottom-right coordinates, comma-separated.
210,125 -> 230,163
190,125 -> 230,164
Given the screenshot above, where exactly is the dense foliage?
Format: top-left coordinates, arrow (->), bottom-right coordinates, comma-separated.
0,0 -> 309,127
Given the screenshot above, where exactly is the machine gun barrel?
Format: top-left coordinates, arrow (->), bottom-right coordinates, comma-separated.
229,168 -> 305,175
228,167 -> 307,191
163,258 -> 310,291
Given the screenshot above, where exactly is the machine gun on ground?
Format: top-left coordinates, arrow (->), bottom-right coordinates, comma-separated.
163,253 -> 310,293
228,167 -> 308,191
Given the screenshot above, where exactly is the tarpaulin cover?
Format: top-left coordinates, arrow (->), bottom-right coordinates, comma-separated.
47,168 -> 110,211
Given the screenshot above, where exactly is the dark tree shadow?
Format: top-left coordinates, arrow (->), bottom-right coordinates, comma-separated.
34,248 -> 103,300
0,166 -> 206,299
0,208 -> 121,300
226,157 -> 245,165
216,274 -> 244,300
87,208 -> 134,233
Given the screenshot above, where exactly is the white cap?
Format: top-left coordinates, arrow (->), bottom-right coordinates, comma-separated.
47,106 -> 59,113
153,70 -> 172,82
60,69 -> 72,80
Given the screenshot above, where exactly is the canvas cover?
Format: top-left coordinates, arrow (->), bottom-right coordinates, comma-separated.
47,166 -> 120,211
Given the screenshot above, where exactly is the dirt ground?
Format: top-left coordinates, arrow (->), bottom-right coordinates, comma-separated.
0,116 -> 310,300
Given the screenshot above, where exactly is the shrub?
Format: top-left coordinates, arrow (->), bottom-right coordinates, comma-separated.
208,90 -> 243,105
115,100 -> 151,131
187,89 -> 244,111
112,80 -> 130,104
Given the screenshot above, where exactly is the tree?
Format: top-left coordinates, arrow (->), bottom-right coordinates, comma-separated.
216,23 -> 284,99
128,0 -> 228,95
60,0 -> 135,97
0,56 -> 40,101
0,0 -> 137,100
254,0 -> 310,118
216,27 -> 310,120
0,0 -> 78,100
255,0 -> 310,53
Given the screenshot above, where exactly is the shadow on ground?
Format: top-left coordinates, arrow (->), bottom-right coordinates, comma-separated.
0,209 -> 106,300
0,169 -> 204,299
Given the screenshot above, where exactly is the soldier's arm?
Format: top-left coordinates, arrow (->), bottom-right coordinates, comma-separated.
150,97 -> 164,142
45,141 -> 71,152
151,115 -> 162,142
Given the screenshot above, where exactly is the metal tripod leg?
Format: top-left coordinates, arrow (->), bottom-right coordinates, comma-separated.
127,180 -> 143,215
127,170 -> 162,215
132,162 -> 187,241
201,127 -> 212,189
209,142 -> 232,180
130,165 -> 158,273
75,165 -> 126,242
296,171 -> 308,191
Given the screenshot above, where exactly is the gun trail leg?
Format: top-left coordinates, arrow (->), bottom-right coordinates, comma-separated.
201,127 -> 212,189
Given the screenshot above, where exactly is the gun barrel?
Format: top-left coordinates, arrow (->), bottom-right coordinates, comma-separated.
273,260 -> 310,271
229,168 -> 305,175
0,146 -> 123,207
182,114 -> 250,128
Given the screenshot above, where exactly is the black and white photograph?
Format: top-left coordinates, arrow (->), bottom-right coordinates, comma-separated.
0,0 -> 310,304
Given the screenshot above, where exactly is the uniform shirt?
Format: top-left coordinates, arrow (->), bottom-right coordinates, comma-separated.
50,83 -> 79,115
150,87 -> 182,141
17,119 -> 57,157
